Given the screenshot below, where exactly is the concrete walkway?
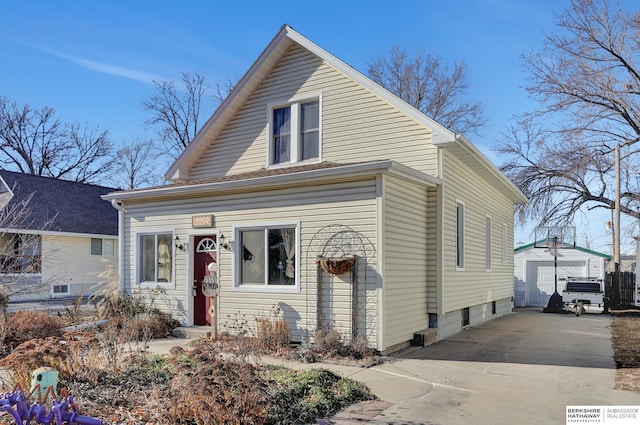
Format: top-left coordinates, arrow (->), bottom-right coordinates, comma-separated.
146,308 -> 640,425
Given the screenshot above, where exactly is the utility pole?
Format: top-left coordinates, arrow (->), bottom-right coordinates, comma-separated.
615,142 -> 621,269
613,142 -> 621,307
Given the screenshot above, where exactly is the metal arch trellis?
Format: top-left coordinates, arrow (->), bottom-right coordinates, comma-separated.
304,224 -> 376,344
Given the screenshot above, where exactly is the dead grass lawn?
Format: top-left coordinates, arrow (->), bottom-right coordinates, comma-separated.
611,310 -> 640,392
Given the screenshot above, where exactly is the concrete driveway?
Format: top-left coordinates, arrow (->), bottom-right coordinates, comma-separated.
345,307 -> 640,425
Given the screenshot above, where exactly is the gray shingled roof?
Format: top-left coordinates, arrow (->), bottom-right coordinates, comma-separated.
0,170 -> 118,236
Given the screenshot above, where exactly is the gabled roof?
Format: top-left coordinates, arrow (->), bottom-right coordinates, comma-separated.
165,24 -> 527,205
0,170 -> 118,236
514,241 -> 610,259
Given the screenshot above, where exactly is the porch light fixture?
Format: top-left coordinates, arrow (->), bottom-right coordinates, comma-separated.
174,235 -> 187,252
220,233 -> 229,250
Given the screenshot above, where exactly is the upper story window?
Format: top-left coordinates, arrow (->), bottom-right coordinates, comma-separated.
91,238 -> 115,256
269,96 -> 320,166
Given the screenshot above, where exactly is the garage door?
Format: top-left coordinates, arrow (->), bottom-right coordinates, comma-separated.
525,261 -> 586,306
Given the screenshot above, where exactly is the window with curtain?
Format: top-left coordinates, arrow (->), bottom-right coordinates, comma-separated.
139,233 -> 173,284
272,106 -> 291,164
270,97 -> 320,166
236,223 -> 298,289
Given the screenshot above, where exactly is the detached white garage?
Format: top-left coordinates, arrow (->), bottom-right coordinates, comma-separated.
514,243 -> 610,307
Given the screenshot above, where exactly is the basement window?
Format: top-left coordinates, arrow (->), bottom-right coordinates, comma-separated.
462,307 -> 470,328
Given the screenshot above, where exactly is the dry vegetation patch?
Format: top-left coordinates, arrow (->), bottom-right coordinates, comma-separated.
611,310 -> 640,392
0,301 -> 377,424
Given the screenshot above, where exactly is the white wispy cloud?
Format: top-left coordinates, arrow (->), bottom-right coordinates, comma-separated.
34,45 -> 165,84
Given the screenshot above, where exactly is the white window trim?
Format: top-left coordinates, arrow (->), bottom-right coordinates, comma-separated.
232,220 -> 301,293
134,229 -> 176,289
52,284 -> 69,295
266,93 -> 322,168
456,199 -> 465,271
486,215 -> 492,272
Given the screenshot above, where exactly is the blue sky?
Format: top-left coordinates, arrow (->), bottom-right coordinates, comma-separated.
0,0 -> 624,253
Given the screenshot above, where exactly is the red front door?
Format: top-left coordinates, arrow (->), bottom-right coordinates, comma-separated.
193,235 -> 218,325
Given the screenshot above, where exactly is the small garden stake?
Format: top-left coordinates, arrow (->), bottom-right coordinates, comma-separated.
0,375 -> 102,425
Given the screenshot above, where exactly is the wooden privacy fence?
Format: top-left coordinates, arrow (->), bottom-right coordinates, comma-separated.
604,271 -> 636,307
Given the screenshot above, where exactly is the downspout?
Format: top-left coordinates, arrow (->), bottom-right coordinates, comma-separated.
110,199 -> 125,293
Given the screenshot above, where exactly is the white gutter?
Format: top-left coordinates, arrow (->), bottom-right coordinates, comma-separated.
110,199 -> 125,293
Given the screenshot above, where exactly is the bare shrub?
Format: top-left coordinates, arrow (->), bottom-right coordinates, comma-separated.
161,342 -> 270,424
223,311 -> 250,336
108,308 -> 179,340
346,335 -> 375,359
313,328 -> 375,360
59,292 -> 88,326
5,310 -> 64,348
0,331 -> 103,389
222,311 -> 257,362
95,326 -> 123,370
313,327 -> 343,356
255,305 -> 290,353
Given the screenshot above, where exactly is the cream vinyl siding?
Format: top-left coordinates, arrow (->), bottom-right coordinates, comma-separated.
189,43 -> 438,179
381,176 -> 429,348
123,179 -> 379,346
43,235 -> 118,295
440,150 -> 515,313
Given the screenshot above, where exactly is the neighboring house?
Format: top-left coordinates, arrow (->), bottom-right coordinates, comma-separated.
514,243 -> 609,307
104,25 -> 527,354
0,170 -> 118,302
606,254 -> 635,273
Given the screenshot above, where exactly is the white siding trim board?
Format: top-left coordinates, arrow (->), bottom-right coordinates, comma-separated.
374,175 -> 385,350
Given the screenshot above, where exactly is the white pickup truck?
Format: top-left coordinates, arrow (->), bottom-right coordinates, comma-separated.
561,278 -> 605,316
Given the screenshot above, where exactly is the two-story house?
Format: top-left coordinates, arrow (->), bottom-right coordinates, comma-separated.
0,170 -> 118,301
104,25 -> 527,354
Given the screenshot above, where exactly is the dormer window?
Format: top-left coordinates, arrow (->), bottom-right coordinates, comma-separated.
269,96 -> 320,166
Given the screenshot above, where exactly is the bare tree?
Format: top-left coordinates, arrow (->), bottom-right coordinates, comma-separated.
0,97 -> 114,184
496,0 -> 640,228
142,72 -> 211,160
111,138 -> 161,190
214,75 -> 240,105
0,190 -> 55,301
368,45 -> 486,135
